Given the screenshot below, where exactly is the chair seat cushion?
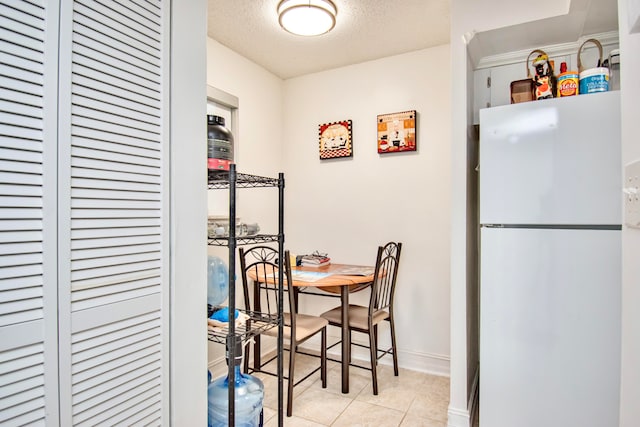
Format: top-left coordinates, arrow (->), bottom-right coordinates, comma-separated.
264,312 -> 328,341
320,304 -> 389,330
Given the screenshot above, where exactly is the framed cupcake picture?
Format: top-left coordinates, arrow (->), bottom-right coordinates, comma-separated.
377,110 -> 417,154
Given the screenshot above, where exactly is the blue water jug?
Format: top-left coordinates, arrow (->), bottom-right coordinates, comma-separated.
208,341 -> 264,427
207,255 -> 229,308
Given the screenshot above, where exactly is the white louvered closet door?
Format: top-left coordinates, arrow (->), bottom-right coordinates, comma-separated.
0,0 -> 170,426
0,1 -> 60,425
58,0 -> 169,425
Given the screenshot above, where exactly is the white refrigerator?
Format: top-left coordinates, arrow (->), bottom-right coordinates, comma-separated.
479,91 -> 621,427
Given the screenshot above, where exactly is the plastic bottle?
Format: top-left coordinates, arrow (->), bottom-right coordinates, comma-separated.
208,341 -> 264,427
556,62 -> 579,97
207,255 -> 229,308
207,115 -> 234,172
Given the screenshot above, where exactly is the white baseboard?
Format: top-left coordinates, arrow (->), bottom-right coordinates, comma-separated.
324,334 -> 450,377
207,355 -> 227,378
448,407 -> 471,427
395,347 -> 450,377
447,364 -> 479,427
208,334 -> 450,378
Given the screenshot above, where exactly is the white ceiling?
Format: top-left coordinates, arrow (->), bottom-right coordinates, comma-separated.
206,0 -> 619,80
207,0 -> 451,79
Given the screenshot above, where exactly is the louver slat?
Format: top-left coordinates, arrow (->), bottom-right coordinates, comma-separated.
70,234 -> 159,250
71,144 -> 161,168
0,89 -> 42,110
70,226 -> 159,241
0,61 -> 43,85
0,2 -> 45,19
72,126 -> 161,154
70,269 -> 161,296
72,242 -> 161,261
71,282 -> 161,311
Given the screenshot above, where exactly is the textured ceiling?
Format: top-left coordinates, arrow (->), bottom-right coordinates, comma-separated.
207,0 -> 451,79
207,0 -> 618,80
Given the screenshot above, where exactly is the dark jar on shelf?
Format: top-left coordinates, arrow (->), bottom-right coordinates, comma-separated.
207,115 -> 234,172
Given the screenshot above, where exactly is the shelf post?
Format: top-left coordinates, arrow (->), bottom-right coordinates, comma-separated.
227,164 -> 237,425
277,172 -> 285,427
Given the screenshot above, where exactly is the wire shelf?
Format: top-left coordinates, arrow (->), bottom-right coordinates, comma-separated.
208,171 -> 280,189
207,234 -> 279,246
207,308 -> 280,345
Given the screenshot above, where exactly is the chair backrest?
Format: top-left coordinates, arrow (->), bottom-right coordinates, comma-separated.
369,242 -> 402,316
239,245 -> 296,329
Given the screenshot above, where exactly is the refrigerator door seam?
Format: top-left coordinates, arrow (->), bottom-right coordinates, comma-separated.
480,224 -> 621,230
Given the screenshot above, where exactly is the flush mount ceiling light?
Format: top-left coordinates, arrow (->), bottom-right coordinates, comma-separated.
277,0 -> 337,36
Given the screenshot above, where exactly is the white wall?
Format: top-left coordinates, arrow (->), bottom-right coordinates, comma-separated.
204,41 -> 452,375
617,0 -> 640,424
206,39 -> 284,178
205,38 -> 285,374
282,46 -> 452,374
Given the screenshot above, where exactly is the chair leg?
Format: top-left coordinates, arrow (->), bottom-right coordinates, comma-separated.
389,317 -> 399,376
368,326 -> 379,395
254,335 -> 262,371
348,329 -> 352,363
373,324 -> 379,366
287,340 -> 296,417
321,328 -> 327,388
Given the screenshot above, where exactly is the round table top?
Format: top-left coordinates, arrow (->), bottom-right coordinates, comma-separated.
291,263 -> 374,294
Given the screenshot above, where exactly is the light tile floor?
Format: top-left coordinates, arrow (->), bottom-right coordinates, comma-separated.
253,354 -> 450,427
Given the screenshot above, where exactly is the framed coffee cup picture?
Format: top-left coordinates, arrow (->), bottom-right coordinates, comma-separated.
377,110 -> 417,154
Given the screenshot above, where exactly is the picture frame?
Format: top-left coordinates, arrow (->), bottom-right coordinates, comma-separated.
377,110 -> 417,154
319,120 -> 353,160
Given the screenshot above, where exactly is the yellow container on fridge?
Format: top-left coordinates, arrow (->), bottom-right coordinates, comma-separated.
556,62 -> 579,97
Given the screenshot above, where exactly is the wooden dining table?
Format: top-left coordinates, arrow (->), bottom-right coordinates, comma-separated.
290,263 -> 375,394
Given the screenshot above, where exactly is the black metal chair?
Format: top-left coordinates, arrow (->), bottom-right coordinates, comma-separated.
239,246 -> 327,417
320,241 -> 402,395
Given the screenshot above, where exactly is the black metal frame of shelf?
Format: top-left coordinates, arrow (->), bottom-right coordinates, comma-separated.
207,234 -> 278,246
207,308 -> 278,345
208,170 -> 280,189
208,164 -> 284,427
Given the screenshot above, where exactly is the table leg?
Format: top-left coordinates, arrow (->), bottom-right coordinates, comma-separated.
341,285 -> 349,394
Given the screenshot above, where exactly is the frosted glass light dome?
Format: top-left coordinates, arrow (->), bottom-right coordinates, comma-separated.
278,0 -> 337,36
